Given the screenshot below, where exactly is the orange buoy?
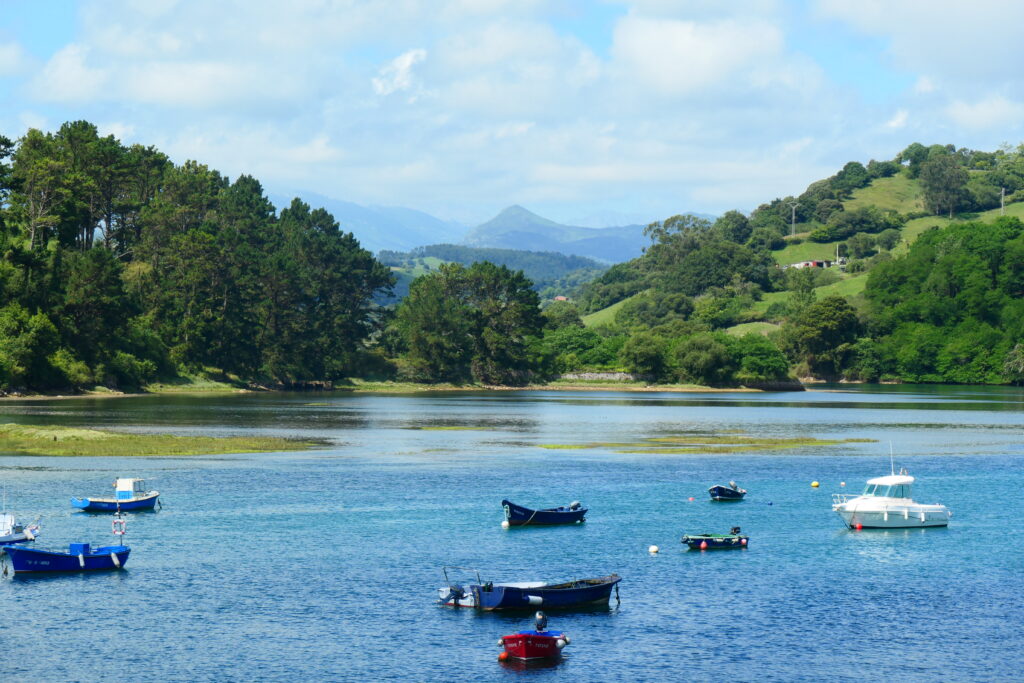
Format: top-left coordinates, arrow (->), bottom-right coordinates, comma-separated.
498,651 -> 509,662
700,540 -> 708,550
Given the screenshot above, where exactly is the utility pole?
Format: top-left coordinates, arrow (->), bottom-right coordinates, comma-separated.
1001,187 -> 1006,215
787,201 -> 800,236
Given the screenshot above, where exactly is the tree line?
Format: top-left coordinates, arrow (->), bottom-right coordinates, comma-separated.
0,121 -> 392,391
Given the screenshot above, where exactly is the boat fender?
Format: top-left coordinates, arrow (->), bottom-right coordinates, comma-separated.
920,512 -> 926,522
556,639 -> 566,649
741,538 -> 747,546
498,651 -> 509,662
526,595 -> 543,606
700,541 -> 708,550
78,554 -> 85,568
110,552 -> 121,568
497,637 -> 505,646
500,520 -> 510,529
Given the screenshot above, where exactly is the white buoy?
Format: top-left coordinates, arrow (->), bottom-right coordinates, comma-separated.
500,520 -> 510,529
556,639 -> 566,649
648,545 -> 659,554
840,481 -> 846,487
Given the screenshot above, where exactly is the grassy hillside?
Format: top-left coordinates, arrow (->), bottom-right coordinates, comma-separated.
772,239 -> 841,264
582,295 -> 634,327
844,174 -> 923,213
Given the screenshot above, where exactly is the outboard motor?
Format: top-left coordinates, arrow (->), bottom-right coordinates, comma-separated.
441,584 -> 467,605
569,501 -> 581,511
534,611 -> 547,632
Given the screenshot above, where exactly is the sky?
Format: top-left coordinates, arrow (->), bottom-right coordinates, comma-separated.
2,0 -> 1024,226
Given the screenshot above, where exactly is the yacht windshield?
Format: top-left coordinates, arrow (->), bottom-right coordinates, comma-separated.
862,484 -> 893,497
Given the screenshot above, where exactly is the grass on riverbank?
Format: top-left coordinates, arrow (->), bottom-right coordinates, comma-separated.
0,424 -> 319,456
539,433 -> 876,454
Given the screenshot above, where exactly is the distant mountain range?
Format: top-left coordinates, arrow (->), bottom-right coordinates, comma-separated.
269,191 -> 468,253
274,190 -> 708,262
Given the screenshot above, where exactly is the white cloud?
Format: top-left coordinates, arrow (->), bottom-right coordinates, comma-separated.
817,0 -> 1024,84
610,16 -> 784,96
31,45 -> 108,102
913,76 -> 935,94
947,95 -> 1024,130
372,49 -> 427,97
0,42 -> 29,76
885,109 -> 909,129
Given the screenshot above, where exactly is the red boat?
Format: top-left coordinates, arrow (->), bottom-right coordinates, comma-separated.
498,612 -> 570,662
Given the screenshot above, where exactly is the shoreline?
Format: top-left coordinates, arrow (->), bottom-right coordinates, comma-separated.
0,379 -> 788,401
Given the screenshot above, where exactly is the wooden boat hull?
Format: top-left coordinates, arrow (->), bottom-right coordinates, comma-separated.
71,492 -> 159,512
2,544 -> 130,573
682,534 -> 749,550
708,486 -> 746,501
441,575 -> 621,610
502,500 -> 586,526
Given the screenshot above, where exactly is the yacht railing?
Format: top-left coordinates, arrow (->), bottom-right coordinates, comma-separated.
831,493 -> 857,505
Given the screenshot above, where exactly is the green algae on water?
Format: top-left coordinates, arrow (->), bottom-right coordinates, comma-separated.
538,433 -> 876,454
0,423 -> 320,457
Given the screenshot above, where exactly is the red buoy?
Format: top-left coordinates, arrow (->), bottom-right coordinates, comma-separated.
855,523 -> 863,530
688,497 -> 694,502
498,651 -> 509,662
700,540 -> 708,550
740,538 -> 747,546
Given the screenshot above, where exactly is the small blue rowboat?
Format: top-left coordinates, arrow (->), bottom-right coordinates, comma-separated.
2,542 -> 130,574
439,569 -> 621,610
708,481 -> 746,501
502,499 -> 586,526
71,478 -> 159,512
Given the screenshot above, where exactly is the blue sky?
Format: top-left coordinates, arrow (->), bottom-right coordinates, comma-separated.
2,0 -> 1023,226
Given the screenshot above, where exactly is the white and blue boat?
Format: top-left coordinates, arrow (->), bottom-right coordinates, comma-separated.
71,478 -> 159,512
0,512 -> 40,546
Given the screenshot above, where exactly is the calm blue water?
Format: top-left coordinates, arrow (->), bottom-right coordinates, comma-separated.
1,386 -> 1022,681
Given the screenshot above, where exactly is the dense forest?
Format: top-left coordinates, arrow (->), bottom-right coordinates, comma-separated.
2,122 -> 1021,392
377,244 -> 604,302
0,121 -> 392,392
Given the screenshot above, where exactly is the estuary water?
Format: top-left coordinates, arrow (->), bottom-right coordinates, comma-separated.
0,385 -> 1022,682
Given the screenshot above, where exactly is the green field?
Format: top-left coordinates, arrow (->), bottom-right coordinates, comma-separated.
772,239 -> 842,265
844,174 -> 923,213
582,295 -> 636,327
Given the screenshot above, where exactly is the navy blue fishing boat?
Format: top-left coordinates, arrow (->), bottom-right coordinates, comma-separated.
2,542 -> 130,574
708,481 -> 746,501
682,527 -> 749,550
502,499 -> 586,526
438,567 -> 621,610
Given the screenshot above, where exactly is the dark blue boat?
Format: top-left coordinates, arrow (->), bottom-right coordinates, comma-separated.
708,481 -> 746,501
439,569 -> 621,610
502,499 -> 586,526
2,542 -> 130,573
71,477 -> 159,512
682,527 -> 749,550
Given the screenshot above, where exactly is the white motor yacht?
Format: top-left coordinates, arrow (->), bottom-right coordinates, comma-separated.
832,470 -> 951,529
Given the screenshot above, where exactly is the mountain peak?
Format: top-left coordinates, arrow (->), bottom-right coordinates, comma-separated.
489,204 -> 560,226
